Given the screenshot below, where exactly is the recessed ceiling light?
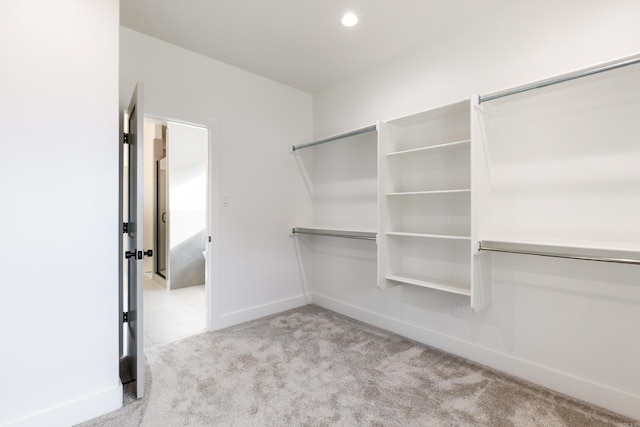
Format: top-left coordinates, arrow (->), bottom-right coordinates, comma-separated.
341,12 -> 358,27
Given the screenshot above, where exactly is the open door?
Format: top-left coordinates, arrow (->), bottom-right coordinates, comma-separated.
119,82 -> 145,398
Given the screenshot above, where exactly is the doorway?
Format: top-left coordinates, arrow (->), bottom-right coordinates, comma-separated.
142,117 -> 209,347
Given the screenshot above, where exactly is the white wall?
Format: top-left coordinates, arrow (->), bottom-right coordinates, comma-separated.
167,122 -> 207,251
167,121 -> 207,290
0,1 -> 121,426
120,27 -> 313,328
310,0 -> 640,419
315,0 -> 640,136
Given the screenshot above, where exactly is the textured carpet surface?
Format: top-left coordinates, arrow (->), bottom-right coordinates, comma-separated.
79,305 -> 636,426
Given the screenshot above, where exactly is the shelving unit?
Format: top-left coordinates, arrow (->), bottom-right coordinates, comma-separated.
378,99 -> 489,311
290,56 -> 639,317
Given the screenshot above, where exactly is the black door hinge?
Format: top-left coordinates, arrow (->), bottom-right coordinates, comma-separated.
123,222 -> 129,233
122,312 -> 129,323
123,133 -> 129,144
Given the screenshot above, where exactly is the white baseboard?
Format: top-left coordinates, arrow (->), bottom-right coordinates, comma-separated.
312,293 -> 640,421
212,294 -> 310,330
4,383 -> 122,427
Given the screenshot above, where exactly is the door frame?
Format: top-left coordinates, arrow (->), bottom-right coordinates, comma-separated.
144,113 -> 219,331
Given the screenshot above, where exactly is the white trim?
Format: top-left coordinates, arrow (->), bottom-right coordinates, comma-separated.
3,384 -> 122,427
311,293 -> 640,420
212,294 -> 310,330
205,119 -> 221,333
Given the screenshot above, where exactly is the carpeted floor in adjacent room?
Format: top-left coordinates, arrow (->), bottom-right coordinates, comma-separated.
78,305 -> 637,426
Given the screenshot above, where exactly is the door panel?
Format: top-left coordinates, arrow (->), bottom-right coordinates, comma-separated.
121,82 -> 144,398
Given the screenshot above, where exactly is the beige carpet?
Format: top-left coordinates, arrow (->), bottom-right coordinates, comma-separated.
79,305 -> 635,426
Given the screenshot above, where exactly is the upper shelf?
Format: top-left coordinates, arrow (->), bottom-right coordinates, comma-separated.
291,124 -> 377,152
386,139 -> 470,158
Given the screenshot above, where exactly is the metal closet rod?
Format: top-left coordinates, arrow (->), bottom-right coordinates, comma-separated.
291,124 -> 377,151
477,241 -> 640,265
292,227 -> 377,241
479,56 -> 640,103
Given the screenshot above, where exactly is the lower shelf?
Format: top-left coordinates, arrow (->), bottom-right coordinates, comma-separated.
385,274 -> 471,296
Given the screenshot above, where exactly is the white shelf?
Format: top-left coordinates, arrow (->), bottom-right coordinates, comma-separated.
386,139 -> 470,158
386,231 -> 470,241
385,274 -> 471,296
386,189 -> 471,196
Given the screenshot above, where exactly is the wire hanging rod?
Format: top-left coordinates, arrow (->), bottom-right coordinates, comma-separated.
291,124 -> 377,152
479,56 -> 640,104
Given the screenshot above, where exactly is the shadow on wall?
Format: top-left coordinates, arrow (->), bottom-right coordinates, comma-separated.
170,229 -> 206,290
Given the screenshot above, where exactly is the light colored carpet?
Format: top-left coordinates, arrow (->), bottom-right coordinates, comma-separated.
79,305 -> 635,426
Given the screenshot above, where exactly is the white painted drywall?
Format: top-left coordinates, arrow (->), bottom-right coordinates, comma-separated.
120,27 -> 313,328
167,122 -> 207,250
0,1 -> 121,425
167,121 -> 207,289
315,0 -> 640,136
310,0 -> 640,419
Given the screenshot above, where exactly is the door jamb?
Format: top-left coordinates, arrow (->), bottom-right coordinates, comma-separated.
143,114 -> 218,331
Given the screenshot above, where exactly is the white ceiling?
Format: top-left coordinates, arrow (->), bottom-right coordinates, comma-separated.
121,0 -> 513,93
